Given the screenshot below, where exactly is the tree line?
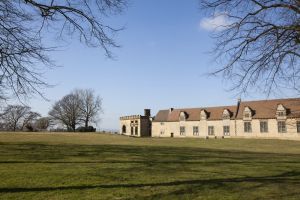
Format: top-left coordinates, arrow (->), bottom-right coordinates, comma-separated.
0,89 -> 102,132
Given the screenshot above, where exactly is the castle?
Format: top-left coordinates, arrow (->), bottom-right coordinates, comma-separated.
119,98 -> 300,140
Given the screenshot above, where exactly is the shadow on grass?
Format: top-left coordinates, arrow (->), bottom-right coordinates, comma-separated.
0,171 -> 300,194
1,143 -> 300,198
0,143 -> 300,167
1,160 -> 300,165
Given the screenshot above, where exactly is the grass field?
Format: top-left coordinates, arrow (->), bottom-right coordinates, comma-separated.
0,133 -> 300,200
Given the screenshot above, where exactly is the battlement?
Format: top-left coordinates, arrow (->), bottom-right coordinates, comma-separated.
120,115 -> 142,120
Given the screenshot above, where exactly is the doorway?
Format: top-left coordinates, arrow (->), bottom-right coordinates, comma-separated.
122,125 -> 126,134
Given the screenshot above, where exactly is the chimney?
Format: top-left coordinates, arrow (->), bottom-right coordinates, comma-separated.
169,108 -> 174,113
144,109 -> 151,117
233,98 -> 242,137
235,98 -> 242,118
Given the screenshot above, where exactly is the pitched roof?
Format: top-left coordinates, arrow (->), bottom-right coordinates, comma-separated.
236,98 -> 300,119
153,98 -> 300,122
153,106 -> 237,122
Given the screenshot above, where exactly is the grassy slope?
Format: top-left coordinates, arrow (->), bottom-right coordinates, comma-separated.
0,133 -> 300,200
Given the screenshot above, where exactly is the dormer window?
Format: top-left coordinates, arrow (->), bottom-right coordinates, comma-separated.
243,107 -> 252,120
179,111 -> 187,121
222,109 -> 231,120
200,110 -> 207,120
276,104 -> 287,119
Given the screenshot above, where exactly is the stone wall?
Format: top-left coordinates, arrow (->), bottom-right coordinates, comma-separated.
152,118 -> 300,140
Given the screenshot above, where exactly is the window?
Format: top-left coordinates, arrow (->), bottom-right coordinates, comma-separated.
223,126 -> 230,136
297,121 -> 300,133
135,120 -> 138,124
244,122 -> 252,133
208,126 -> 214,136
223,114 -> 230,119
193,126 -> 199,136
135,127 -> 138,135
278,121 -> 286,133
260,121 -> 268,133
180,126 -> 185,135
131,127 -> 133,135
278,111 -> 285,117
244,113 -> 250,118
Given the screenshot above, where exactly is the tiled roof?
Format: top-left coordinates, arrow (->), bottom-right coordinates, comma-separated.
236,98 -> 300,119
154,106 -> 237,122
153,98 -> 300,122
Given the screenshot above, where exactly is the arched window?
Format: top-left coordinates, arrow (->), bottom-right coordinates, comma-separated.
122,125 -> 126,133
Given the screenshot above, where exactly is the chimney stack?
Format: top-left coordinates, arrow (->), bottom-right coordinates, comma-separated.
235,98 -> 242,118
169,108 -> 174,113
144,109 -> 151,117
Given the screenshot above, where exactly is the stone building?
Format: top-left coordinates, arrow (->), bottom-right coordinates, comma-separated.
119,109 -> 152,137
151,98 -> 300,140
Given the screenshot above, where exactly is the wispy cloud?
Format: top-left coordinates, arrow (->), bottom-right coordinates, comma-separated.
200,13 -> 231,32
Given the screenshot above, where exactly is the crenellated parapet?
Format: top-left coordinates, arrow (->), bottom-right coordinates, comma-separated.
119,109 -> 152,137
120,115 -> 142,120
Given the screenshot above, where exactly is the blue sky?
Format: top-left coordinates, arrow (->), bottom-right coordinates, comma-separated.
23,0 -> 296,130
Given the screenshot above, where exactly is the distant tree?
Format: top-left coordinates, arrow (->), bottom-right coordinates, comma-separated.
74,89 -> 102,128
1,105 -> 31,131
22,111 -> 41,131
0,0 -> 126,100
201,0 -> 300,95
49,93 -> 83,131
35,117 -> 51,131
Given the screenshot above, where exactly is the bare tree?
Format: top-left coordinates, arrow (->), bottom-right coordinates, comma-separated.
49,93 -> 83,131
74,89 -> 102,128
0,0 -> 126,99
1,105 -> 31,131
22,111 -> 41,131
35,117 -> 51,131
201,0 -> 300,95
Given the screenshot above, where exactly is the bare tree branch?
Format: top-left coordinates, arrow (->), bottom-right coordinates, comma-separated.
0,0 -> 126,100
201,0 -> 300,96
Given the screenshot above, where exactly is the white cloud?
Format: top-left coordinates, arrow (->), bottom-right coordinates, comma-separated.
200,13 -> 231,32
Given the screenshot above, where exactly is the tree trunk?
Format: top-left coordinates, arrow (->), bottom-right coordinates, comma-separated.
13,122 -> 17,131
85,117 -> 89,128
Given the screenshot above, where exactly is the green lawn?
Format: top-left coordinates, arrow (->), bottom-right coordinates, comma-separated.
0,133 -> 300,200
